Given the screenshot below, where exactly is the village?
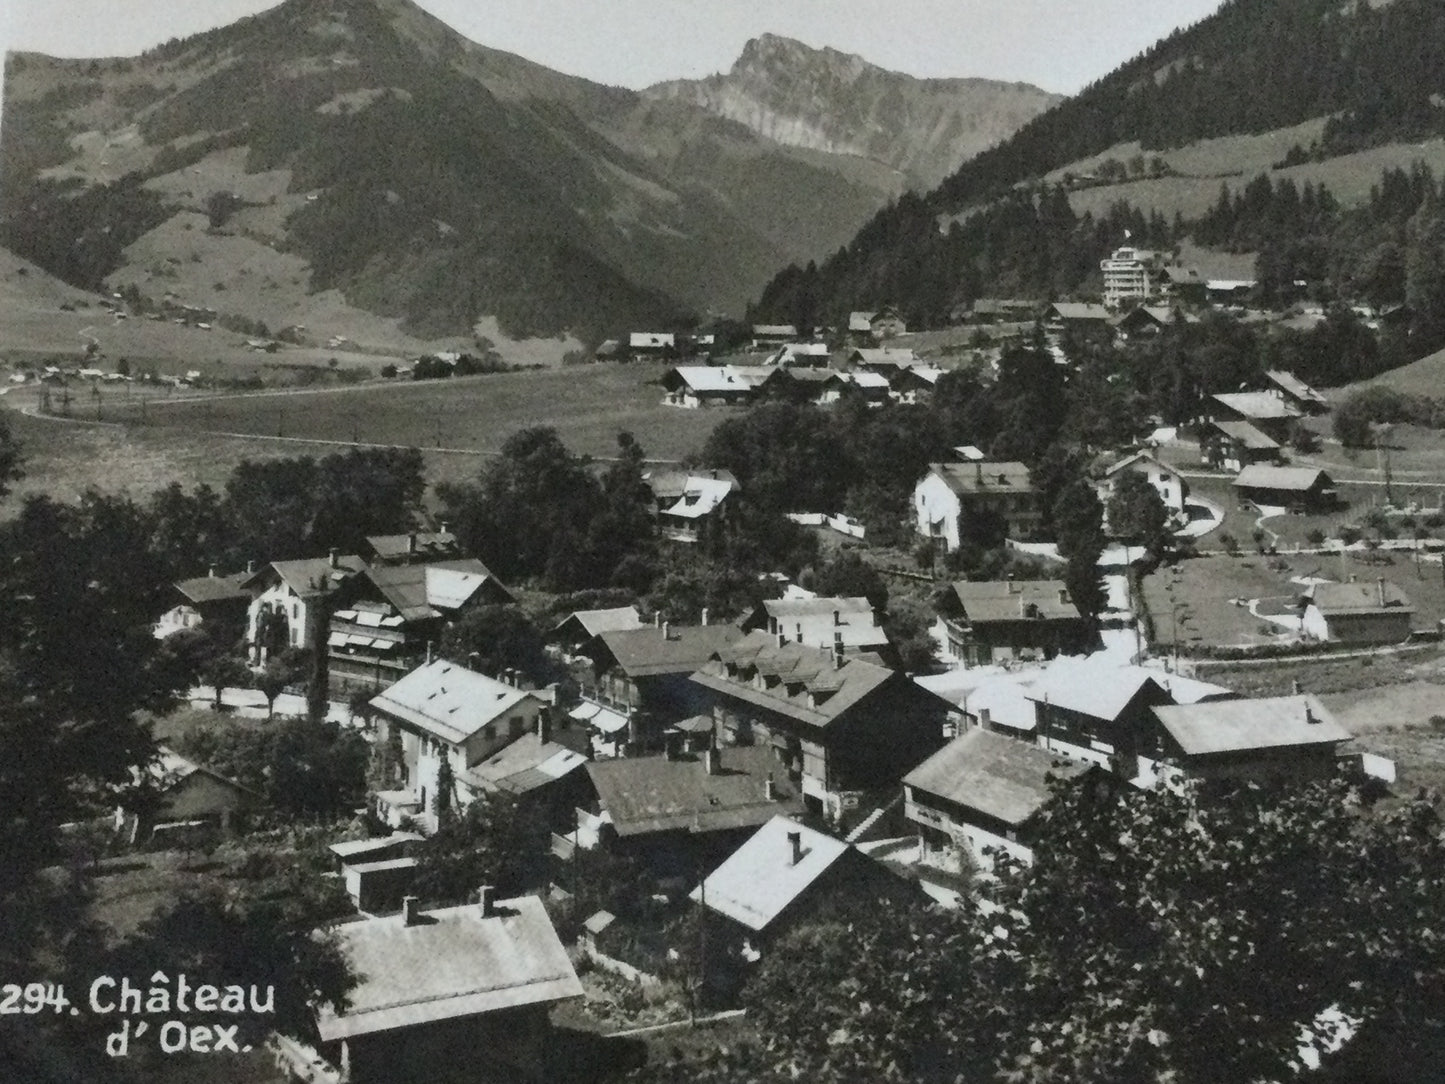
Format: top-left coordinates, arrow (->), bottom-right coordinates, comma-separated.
87,239 -> 1445,1084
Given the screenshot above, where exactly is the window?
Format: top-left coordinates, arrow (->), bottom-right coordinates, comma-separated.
509,716 -> 525,738
481,723 -> 494,742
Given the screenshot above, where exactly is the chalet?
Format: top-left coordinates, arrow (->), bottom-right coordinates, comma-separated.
329,559 -> 514,691
770,342 -> 831,367
889,365 -> 945,404
548,606 -> 645,657
1302,579 -> 1414,645
847,346 -> 919,374
904,728 -> 1092,869
116,747 -> 258,844
660,365 -> 752,408
154,567 -> 254,640
751,324 -> 798,348
781,367 -> 841,405
310,893 -> 583,1084
1025,665 -> 1177,776
629,332 -> 675,360
364,527 -> 461,566
652,472 -> 739,543
832,368 -> 891,405
742,596 -> 891,661
691,631 -> 953,821
914,461 -> 1041,551
1097,450 -> 1189,517
1114,305 -> 1197,338
1208,391 -> 1301,443
244,551 -> 367,663
959,298 -> 1037,324
1264,369 -> 1329,415
643,468 -> 739,516
1044,302 -> 1113,336
1203,419 -> 1281,472
1157,265 -> 1206,304
1232,465 -> 1338,512
369,660 -> 549,830
848,308 -> 907,341
939,579 -> 1090,667
1205,278 -> 1256,304
1140,695 -> 1352,788
580,740 -> 803,872
579,623 -> 743,748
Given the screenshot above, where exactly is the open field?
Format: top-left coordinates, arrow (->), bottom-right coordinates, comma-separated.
1345,344 -> 1445,399
99,363 -> 725,462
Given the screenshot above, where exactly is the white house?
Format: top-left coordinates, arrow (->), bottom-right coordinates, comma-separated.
369,660 -> 548,830
914,461 -> 1039,551
243,552 -> 367,663
1097,450 -> 1189,518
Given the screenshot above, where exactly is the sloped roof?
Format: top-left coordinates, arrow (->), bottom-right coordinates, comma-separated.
551,606 -> 644,640
1103,450 -> 1181,480
663,476 -> 735,520
752,324 -> 797,337
689,815 -> 851,932
644,467 -> 738,501
850,347 -> 918,367
692,630 -> 906,729
328,832 -> 424,863
174,571 -> 252,605
904,728 -> 1089,826
1047,302 -> 1111,321
663,365 -> 748,393
366,530 -> 459,563
586,744 -> 800,837
762,596 -> 874,620
362,559 -> 507,621
462,732 -> 587,795
926,461 -> 1034,496
630,332 -> 675,349
966,676 -> 1039,732
952,579 -> 1081,623
1265,369 -> 1327,405
316,895 -> 582,1041
848,311 -> 876,332
1150,695 -> 1351,756
1233,464 -> 1333,492
1212,391 -> 1301,421
370,660 -> 539,746
593,625 -> 742,678
1309,580 -> 1413,616
249,555 -> 367,598
1211,419 -> 1280,451
1024,663 -> 1166,722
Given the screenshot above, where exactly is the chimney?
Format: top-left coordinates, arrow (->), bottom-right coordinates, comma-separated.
1059,588 -> 1070,605
664,730 -> 682,760
833,630 -> 844,669
208,564 -> 217,578
704,733 -> 720,775
654,612 -> 661,628
777,629 -> 787,648
765,773 -> 776,801
701,607 -> 709,627
402,896 -> 420,926
328,548 -> 339,569
663,621 -> 672,641
537,710 -> 550,745
1377,577 -> 1386,607
246,559 -> 255,574
439,520 -> 450,535
468,651 -> 480,670
478,885 -> 495,918
975,462 -> 983,485
425,641 -> 434,665
833,609 -> 841,626
1304,699 -> 1319,725
407,531 -> 418,556
979,707 -> 992,730
1007,573 -> 1017,594
787,830 -> 803,866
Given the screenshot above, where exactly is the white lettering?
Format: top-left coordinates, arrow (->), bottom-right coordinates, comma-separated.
159,1020 -> 188,1054
90,977 -> 115,1014
220,986 -> 245,1014
193,985 -> 218,1012
249,985 -> 274,1014
189,1025 -> 212,1053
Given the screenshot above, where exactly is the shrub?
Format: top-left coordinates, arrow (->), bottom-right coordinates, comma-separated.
1305,528 -> 1326,546
1218,532 -> 1239,554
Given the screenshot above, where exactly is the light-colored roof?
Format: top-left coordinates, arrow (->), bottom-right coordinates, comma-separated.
1212,419 -> 1280,450
1308,580 -> 1413,616
1024,662 -> 1166,721
1212,391 -> 1301,421
664,365 -> 749,393
966,676 -> 1039,732
462,732 -> 587,795
1048,302 -> 1111,321
848,311 -> 876,332
370,661 -> 539,746
593,624 -> 742,678
568,700 -> 630,734
551,606 -> 645,640
850,347 -> 918,367
752,324 -> 798,337
250,555 -> 366,598
688,815 -> 850,932
845,370 -> 892,390
328,832 -> 424,862
952,580 -> 1081,624
926,461 -> 1034,497
904,728 -> 1090,825
586,744 -> 801,837
663,476 -> 735,520
1150,695 -> 1351,756
762,596 -> 873,620
1265,370 -> 1327,405
1233,465 -> 1333,492
1103,450 -> 1181,480
366,531 -> 459,562
316,895 -> 582,1041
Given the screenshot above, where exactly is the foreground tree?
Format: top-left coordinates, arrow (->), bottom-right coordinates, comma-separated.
1106,470 -> 1171,554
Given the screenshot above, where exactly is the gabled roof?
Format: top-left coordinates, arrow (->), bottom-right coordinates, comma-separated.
370,660 -> 539,746
662,365 -> 750,393
247,555 -> 367,598
316,895 -> 582,1041
592,625 -> 742,678
848,311 -> 876,332
691,631 -> 905,729
849,347 -> 918,367
1025,664 -> 1167,722
147,747 -> 257,797
752,324 -> 798,337
586,744 -> 800,837
925,461 -> 1034,496
904,728 -> 1089,826
760,596 -> 874,621
644,467 -> 738,501
1308,580 -> 1413,616
1150,695 -> 1351,756
1046,302 -> 1112,322
358,559 -> 509,621
174,571 -> 253,605
951,580 -> 1081,623
753,597 -> 889,651
328,832 -> 424,863
1103,450 -> 1182,480
663,476 -> 736,520
550,606 -> 645,640
688,815 -> 850,932
1264,369 -> 1327,406
1211,419 -> 1280,451
1211,391 -> 1301,421
1232,464 -> 1333,492
630,332 -> 675,349
462,732 -> 587,795
366,530 -> 459,563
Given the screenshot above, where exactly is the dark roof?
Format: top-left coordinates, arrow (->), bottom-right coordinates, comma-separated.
951,580 -> 1081,624
586,744 -> 801,837
1150,695 -> 1351,756
1102,450 -> 1181,480
904,728 -> 1089,826
1264,369 -> 1327,406
593,625 -> 742,678
1309,580 -> 1413,616
362,558 -> 507,621
691,631 -> 911,729
1232,465 -> 1334,492
926,461 -> 1034,497
366,530 -> 460,563
174,571 -> 252,605
1211,419 -> 1280,451
249,555 -> 367,597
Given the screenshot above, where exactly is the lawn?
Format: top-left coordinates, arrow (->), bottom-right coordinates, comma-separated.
99,362 -> 726,463
1142,553 -> 1301,649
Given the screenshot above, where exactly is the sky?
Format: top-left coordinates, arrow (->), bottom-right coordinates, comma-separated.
3,0 -> 1225,95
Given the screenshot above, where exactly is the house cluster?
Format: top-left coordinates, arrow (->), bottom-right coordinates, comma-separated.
659,345 -> 944,410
